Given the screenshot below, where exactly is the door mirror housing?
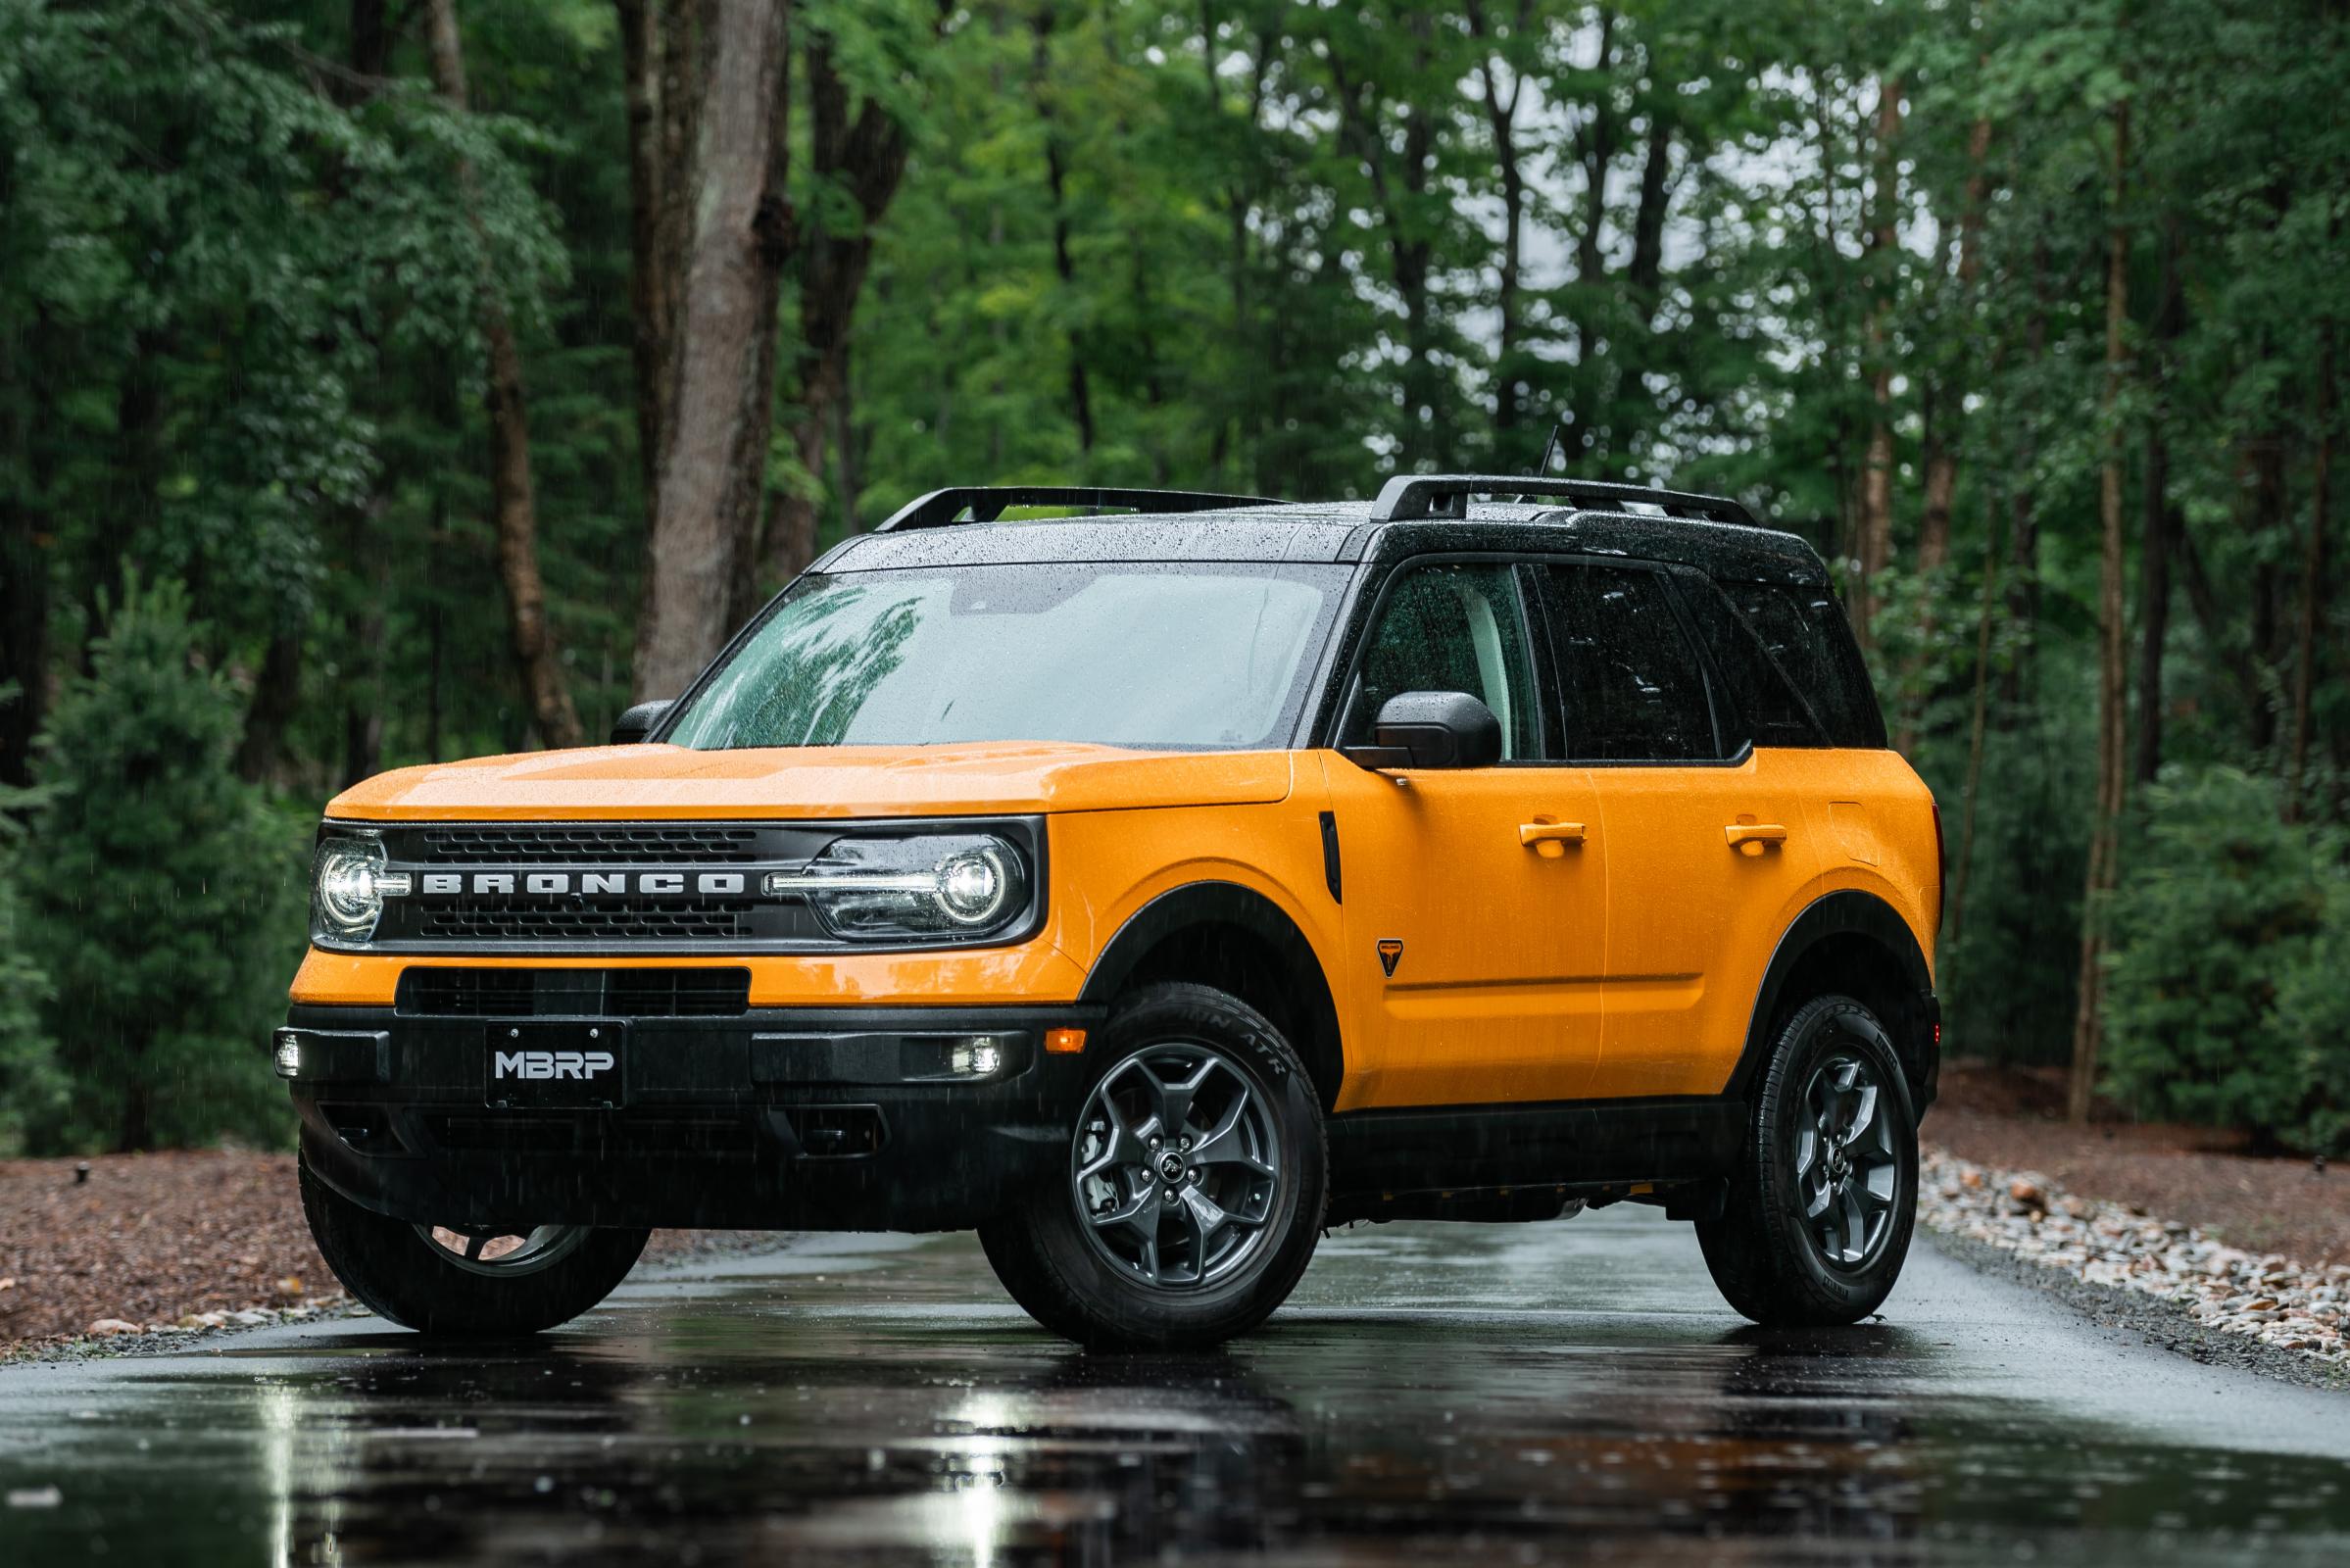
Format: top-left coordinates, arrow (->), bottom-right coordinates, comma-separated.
1343,691 -> 1503,771
611,699 -> 673,746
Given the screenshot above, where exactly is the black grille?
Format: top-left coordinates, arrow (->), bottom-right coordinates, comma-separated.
421,1113 -> 757,1156
397,967 -> 751,1017
413,899 -> 758,943
608,968 -> 753,1015
413,823 -> 763,862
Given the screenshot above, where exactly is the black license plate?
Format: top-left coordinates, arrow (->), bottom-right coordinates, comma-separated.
485,1023 -> 627,1109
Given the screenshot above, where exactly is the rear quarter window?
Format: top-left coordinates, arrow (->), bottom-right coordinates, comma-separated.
1714,579 -> 1887,750
1671,573 -> 1829,749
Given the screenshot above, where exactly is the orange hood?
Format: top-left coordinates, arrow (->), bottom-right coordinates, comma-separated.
325,742 -> 1296,821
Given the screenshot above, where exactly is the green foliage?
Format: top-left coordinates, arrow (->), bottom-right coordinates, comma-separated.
16,577 -> 305,1152
2,0 -> 2347,1148
2102,768 -> 2347,1152
1931,709 -> 2094,1067
0,740 -> 64,1156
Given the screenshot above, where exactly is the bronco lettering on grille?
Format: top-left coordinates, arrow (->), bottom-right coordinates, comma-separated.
492,1050 -> 616,1081
409,871 -> 748,898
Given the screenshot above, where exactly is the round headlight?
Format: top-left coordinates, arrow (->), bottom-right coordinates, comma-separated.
935,846 -> 1011,927
313,836 -> 387,942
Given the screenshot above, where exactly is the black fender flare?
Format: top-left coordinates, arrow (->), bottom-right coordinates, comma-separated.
1077,881 -> 1345,1103
1729,889 -> 1938,1107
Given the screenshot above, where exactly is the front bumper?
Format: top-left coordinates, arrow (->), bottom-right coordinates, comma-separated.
281,1001 -> 1105,1232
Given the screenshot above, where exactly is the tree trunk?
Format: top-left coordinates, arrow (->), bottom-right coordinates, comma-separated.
425,0 -> 585,749
1853,76 -> 1903,653
1466,0 -> 1534,443
753,26 -> 928,602
1914,116 -> 1991,588
1573,9 -> 1620,289
2133,220 -> 2185,787
232,631 -> 302,783
632,0 -> 795,701
0,340 -> 50,787
2288,318 -> 2336,818
616,0 -> 681,505
2069,100 -> 2130,1128
1031,9 -> 1093,454
1999,236 -> 2053,711
1944,491 -> 2003,955
1626,118 -> 1672,301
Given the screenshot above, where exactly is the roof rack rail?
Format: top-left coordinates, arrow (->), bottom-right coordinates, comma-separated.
1367,473 -> 1755,526
875,485 -> 1281,532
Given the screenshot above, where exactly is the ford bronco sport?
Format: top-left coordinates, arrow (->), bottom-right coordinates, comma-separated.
281,473 -> 1940,1349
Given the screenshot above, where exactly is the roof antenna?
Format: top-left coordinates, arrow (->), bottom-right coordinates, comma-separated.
1514,417 -> 1573,503
1536,418 -> 1569,477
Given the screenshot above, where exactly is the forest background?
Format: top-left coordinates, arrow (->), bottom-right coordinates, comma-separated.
2,0 -> 2345,1157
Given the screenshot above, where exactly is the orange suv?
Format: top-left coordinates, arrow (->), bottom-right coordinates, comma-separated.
281,475 -> 1940,1348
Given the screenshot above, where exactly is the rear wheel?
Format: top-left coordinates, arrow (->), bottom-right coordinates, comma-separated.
1697,994 -> 1917,1326
979,982 -> 1325,1349
299,1153 -> 649,1336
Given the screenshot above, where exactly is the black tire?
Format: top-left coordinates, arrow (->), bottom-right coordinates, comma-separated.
299,1153 -> 650,1337
1696,994 -> 1918,1327
978,982 -> 1326,1350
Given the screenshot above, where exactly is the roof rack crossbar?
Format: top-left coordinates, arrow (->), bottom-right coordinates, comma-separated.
875,485 -> 1281,532
1368,473 -> 1755,526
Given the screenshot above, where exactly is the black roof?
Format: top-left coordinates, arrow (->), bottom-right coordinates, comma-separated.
818,492 -> 1828,587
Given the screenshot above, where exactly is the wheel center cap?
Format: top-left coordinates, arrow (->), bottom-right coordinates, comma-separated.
1157,1152 -> 1187,1182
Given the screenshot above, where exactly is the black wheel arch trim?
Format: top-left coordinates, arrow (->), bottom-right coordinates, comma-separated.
1731,889 -> 1938,1110
1077,881 -> 1346,1106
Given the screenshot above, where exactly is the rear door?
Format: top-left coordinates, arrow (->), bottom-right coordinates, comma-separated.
1320,559 -> 1607,1110
1527,560 -> 1823,1100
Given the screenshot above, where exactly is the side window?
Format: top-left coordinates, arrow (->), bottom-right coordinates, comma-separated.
1671,573 -> 1828,749
1718,580 -> 1887,750
1346,563 -> 1541,760
1537,564 -> 1722,762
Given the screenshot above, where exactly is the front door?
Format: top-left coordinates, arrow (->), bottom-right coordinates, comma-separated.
1320,560 -> 1607,1111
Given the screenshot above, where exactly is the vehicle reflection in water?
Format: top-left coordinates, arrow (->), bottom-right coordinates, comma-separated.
4,1219 -> 2349,1566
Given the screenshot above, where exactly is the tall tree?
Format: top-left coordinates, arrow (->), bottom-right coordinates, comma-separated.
756,13 -> 935,597
424,0 -> 585,749
1852,75 -> 1903,652
631,0 -> 795,702
2069,95 -> 2131,1126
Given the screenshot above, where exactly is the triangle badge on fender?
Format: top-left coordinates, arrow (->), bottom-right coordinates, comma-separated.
1376,938 -> 1404,978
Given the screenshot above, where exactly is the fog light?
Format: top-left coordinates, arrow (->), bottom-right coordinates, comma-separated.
949,1037 -> 1007,1077
272,1032 -> 302,1079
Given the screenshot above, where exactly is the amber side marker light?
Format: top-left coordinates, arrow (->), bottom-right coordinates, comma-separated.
1045,1028 -> 1088,1054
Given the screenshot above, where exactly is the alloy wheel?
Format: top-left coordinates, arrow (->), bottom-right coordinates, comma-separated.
1069,1043 -> 1282,1290
1792,1051 -> 1902,1272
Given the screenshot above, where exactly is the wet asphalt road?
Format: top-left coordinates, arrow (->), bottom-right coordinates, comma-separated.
3,1207 -> 2348,1566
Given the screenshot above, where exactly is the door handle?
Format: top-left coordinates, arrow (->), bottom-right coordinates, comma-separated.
1519,821 -> 1588,859
1725,822 -> 1788,857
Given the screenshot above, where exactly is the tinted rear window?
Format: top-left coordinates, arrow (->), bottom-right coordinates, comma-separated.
1715,580 -> 1886,749
1671,574 -> 1829,748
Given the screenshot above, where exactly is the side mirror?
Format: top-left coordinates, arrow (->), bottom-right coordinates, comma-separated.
611,699 -> 673,746
1343,691 -> 1503,771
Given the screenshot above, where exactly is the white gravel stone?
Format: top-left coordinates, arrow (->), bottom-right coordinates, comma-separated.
1918,1146 -> 2350,1365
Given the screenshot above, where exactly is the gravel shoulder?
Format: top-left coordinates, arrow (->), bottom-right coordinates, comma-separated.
1918,1142 -> 2350,1393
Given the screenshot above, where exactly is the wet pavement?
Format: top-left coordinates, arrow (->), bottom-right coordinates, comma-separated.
3,1206 -> 2348,1565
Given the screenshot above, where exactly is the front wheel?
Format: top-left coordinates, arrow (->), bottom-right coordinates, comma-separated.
979,983 -> 1326,1349
1696,994 -> 1918,1326
299,1153 -> 650,1336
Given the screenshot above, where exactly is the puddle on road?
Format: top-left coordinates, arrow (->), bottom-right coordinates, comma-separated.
2,1221 -> 2347,1566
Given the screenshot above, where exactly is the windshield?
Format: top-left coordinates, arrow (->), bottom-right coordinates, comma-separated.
665,563 -> 1348,752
